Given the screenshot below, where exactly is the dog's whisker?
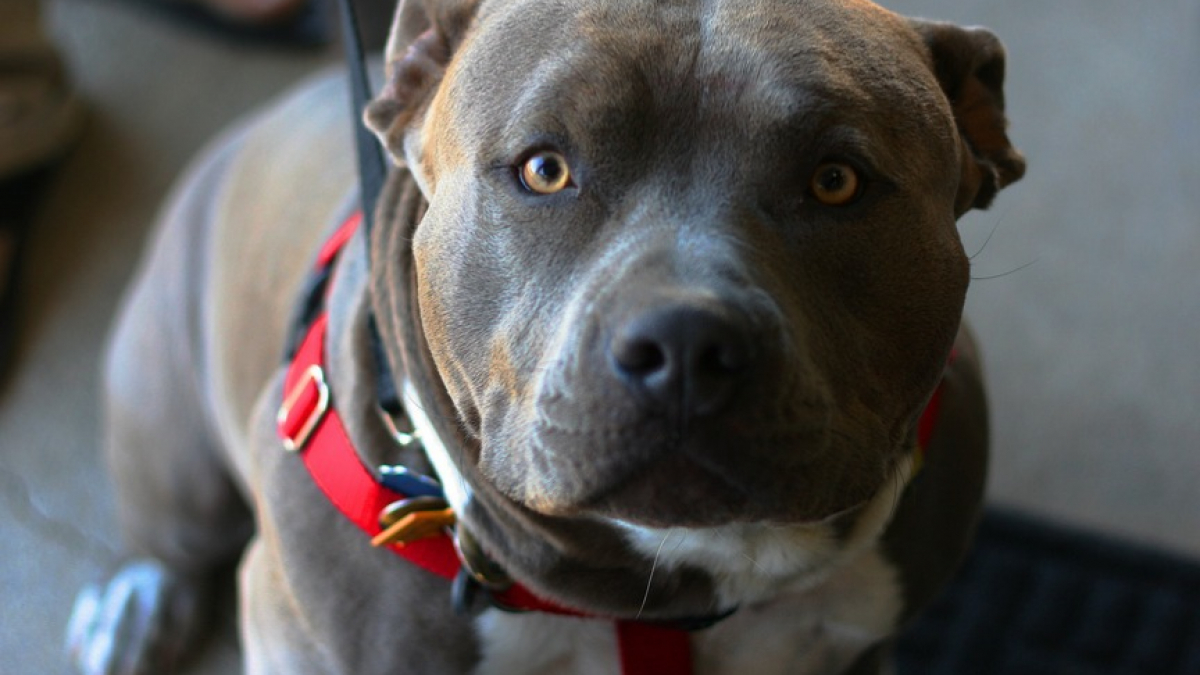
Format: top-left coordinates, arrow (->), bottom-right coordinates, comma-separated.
967,214 -> 1007,261
971,257 -> 1040,281
636,529 -> 676,620
740,551 -> 766,573
887,463 -> 905,522
670,530 -> 691,554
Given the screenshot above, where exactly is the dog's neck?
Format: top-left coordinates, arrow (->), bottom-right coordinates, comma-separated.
361,169 -> 735,620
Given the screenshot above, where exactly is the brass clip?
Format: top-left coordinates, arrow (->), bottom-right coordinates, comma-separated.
372,496 -> 455,548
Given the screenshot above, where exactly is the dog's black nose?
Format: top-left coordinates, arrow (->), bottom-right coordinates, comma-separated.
609,306 -> 750,416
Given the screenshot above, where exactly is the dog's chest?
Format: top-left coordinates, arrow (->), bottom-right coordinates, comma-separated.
470,545 -> 901,675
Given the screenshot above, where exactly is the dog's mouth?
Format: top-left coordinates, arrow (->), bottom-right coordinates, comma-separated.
585,457 -> 881,530
496,403 -> 889,529
585,443 -> 754,526
582,450 -> 788,529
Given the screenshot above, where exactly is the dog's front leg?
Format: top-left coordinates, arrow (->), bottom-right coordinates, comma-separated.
67,134 -> 256,675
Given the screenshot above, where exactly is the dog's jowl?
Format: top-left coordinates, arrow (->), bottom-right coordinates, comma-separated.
68,0 -> 1024,673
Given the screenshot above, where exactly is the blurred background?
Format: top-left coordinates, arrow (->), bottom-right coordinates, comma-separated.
0,0 -> 1196,672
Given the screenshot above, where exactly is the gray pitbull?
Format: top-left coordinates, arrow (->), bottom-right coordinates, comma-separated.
67,0 -> 1024,673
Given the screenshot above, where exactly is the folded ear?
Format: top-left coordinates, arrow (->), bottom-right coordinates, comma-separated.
911,21 -> 1026,215
364,0 -> 479,163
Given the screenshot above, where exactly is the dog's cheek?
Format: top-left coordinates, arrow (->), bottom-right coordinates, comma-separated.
878,233 -> 969,431
811,211 -> 968,444
411,184 -> 563,443
411,198 -> 497,423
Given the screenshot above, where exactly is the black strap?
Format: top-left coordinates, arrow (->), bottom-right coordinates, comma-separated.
335,0 -> 389,240
282,263 -> 333,361
333,0 -> 405,412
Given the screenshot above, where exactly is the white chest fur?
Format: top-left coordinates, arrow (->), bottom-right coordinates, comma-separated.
471,545 -> 900,675
473,611 -> 621,675
471,458 -> 912,675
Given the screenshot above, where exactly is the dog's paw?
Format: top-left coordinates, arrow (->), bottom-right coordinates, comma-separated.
66,559 -> 210,675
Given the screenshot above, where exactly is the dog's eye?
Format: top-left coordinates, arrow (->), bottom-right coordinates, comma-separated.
519,150 -> 573,195
809,162 -> 861,206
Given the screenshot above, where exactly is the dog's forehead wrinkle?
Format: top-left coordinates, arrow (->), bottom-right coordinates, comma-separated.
453,0 -> 951,198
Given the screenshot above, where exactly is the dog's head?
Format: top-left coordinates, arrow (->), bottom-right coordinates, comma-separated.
366,0 -> 1022,532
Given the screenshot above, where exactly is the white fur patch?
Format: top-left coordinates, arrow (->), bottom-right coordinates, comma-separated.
468,547 -> 902,675
617,455 -> 913,606
473,611 -> 620,675
402,380 -> 472,516
615,456 -> 914,673
689,547 -> 903,675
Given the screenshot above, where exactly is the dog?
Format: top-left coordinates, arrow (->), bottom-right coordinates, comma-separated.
67,0 -> 1024,672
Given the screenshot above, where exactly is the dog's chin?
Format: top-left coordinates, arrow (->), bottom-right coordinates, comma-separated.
584,472 -> 871,530
582,453 -> 759,529
521,443 -> 878,530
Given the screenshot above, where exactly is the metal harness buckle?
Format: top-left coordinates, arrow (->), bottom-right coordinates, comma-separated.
277,364 -> 330,452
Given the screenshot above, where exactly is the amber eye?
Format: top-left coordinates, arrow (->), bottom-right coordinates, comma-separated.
519,150 -> 573,195
809,162 -> 861,206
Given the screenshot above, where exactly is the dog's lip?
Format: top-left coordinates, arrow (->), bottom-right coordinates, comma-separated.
593,476 -> 874,530
520,412 -> 839,526
607,496 -> 867,533
571,434 -> 884,529
575,451 -> 797,529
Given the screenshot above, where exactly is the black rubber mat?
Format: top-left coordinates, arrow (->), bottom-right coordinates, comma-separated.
897,508 -> 1200,674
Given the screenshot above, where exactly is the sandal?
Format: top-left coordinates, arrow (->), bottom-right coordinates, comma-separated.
0,45 -> 84,380
0,167 -> 55,381
98,0 -> 333,50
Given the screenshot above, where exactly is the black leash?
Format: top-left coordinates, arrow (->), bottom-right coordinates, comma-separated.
281,0 -> 386,365
331,0 -> 405,413
335,0 -> 388,240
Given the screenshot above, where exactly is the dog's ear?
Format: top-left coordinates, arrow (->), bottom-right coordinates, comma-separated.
365,0 -> 479,162
912,21 -> 1026,215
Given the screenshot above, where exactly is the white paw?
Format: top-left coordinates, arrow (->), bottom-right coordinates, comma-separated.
66,559 -> 208,675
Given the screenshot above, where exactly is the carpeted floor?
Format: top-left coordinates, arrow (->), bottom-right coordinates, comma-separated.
1,0 -> 1197,673
898,508 -> 1200,674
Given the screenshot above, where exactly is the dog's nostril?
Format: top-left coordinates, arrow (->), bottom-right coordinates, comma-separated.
613,338 -> 668,376
699,340 -> 746,373
608,306 -> 750,415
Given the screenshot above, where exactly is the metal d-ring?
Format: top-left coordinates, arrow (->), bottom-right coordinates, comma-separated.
379,408 -> 422,448
453,526 -> 513,591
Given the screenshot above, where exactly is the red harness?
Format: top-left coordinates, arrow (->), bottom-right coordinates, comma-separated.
276,213 -> 947,674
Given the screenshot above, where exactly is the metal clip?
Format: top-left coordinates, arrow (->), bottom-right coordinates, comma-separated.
379,409 -> 422,447
371,496 -> 455,548
378,465 -> 444,499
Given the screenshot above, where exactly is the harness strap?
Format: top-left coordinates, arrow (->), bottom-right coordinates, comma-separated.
619,622 -> 694,675
282,311 -> 463,578
914,353 -> 952,472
